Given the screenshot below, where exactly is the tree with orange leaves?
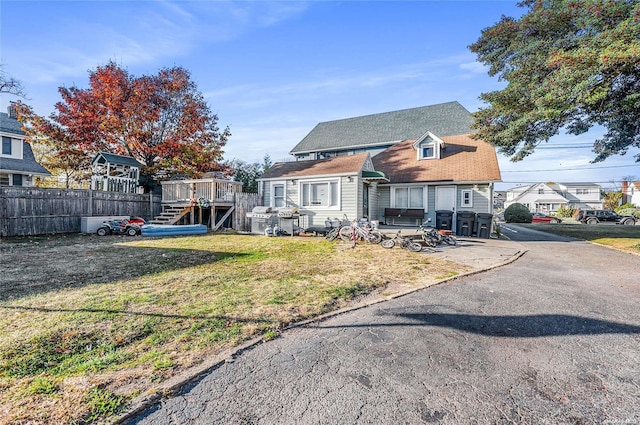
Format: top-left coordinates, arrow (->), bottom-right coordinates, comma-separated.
16,61 -> 230,191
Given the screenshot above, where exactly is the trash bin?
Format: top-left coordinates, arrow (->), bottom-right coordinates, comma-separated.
456,211 -> 476,237
475,213 -> 493,238
435,210 -> 454,230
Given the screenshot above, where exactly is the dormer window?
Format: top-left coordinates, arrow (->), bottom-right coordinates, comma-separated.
413,131 -> 444,160
421,144 -> 435,159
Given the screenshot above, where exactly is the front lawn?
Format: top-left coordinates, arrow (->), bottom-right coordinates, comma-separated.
522,222 -> 640,254
0,233 -> 467,424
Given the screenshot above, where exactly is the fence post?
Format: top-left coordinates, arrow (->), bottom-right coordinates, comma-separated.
88,189 -> 93,216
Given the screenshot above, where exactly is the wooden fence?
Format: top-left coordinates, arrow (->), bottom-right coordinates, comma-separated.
233,192 -> 262,231
0,187 -> 162,237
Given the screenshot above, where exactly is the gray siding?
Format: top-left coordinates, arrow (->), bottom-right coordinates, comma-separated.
286,183 -> 299,208
377,187 -> 391,222
456,184 -> 491,214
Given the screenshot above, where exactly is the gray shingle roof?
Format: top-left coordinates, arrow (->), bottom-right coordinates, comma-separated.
0,112 -> 25,135
0,142 -> 51,175
0,112 -> 50,175
289,101 -> 473,154
92,152 -> 142,168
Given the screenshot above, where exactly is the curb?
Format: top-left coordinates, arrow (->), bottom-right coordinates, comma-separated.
113,247 -> 527,424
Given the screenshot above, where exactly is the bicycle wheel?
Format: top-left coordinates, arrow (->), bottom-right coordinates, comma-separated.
423,235 -> 438,248
367,231 -> 383,244
407,241 -> 423,252
325,228 -> 338,241
443,235 -> 457,246
380,239 -> 395,249
339,226 -> 353,241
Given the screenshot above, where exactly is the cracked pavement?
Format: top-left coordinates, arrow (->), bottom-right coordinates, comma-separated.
127,238 -> 640,424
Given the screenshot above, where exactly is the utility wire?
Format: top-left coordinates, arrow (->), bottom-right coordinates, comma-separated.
502,164 -> 639,173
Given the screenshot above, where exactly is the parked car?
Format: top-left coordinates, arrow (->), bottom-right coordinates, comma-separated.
531,213 -> 562,224
577,209 -> 636,225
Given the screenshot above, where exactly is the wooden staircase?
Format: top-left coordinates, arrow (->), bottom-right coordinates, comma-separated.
149,206 -> 192,225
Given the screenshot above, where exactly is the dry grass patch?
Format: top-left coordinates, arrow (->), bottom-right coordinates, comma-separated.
0,233 -> 467,424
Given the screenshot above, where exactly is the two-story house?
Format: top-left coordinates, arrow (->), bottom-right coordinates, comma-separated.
257,102 -> 501,230
504,182 -> 602,213
0,106 -> 50,186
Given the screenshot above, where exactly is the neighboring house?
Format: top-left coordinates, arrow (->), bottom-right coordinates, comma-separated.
258,102 -> 502,229
0,108 -> 51,187
504,182 -> 602,213
90,152 -> 142,194
621,181 -> 640,207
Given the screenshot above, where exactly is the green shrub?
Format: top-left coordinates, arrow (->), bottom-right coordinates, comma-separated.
617,207 -> 640,219
616,203 -> 639,218
616,203 -> 637,212
504,203 -> 532,223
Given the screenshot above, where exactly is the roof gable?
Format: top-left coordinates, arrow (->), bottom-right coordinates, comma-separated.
92,152 -> 142,168
260,153 -> 370,180
372,134 -> 501,184
290,102 -> 473,155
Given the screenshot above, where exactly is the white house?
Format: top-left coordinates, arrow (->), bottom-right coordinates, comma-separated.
622,181 -> 640,207
505,182 -> 602,213
0,106 -> 51,187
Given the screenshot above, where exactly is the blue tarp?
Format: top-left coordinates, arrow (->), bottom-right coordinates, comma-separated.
140,224 -> 208,237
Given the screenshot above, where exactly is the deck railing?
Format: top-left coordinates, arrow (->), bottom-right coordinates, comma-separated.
161,179 -> 243,204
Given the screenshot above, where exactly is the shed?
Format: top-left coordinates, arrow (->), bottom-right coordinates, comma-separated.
91,152 -> 142,193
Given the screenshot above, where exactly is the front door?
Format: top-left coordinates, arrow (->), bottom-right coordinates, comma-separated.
435,186 -> 456,231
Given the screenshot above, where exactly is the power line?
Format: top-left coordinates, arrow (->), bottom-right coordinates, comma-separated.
502,164 -> 639,173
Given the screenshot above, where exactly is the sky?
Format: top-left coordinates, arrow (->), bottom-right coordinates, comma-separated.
1,0 -> 639,191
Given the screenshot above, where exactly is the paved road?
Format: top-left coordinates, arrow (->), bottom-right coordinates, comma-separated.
129,239 -> 640,424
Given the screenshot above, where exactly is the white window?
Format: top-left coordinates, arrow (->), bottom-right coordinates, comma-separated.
393,187 -> 424,209
272,184 -> 285,208
301,180 -> 339,209
421,144 -> 435,159
461,189 -> 473,207
576,188 -> 589,195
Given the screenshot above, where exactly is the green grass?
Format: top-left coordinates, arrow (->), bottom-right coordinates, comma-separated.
0,232 -> 465,424
521,222 -> 640,253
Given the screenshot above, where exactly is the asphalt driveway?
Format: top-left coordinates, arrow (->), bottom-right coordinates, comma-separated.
127,238 -> 640,424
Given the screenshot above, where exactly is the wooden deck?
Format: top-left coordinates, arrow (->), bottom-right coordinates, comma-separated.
160,178 -> 243,206
155,178 -> 246,230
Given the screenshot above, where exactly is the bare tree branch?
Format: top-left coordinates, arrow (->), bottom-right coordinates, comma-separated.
0,64 -> 27,98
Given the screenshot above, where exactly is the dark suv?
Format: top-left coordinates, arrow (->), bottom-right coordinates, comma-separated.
577,209 -> 636,225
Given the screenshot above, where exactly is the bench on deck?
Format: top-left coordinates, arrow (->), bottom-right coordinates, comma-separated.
383,208 -> 424,225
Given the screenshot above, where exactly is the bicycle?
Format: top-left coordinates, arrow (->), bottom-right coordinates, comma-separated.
380,230 -> 423,252
324,215 -> 351,242
417,221 -> 457,247
339,218 -> 383,245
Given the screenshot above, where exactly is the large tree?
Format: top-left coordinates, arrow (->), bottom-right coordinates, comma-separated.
16,62 -> 230,189
469,0 -> 640,162
14,104 -> 89,188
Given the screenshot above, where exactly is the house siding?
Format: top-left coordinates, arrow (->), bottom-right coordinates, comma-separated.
456,184 -> 491,213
